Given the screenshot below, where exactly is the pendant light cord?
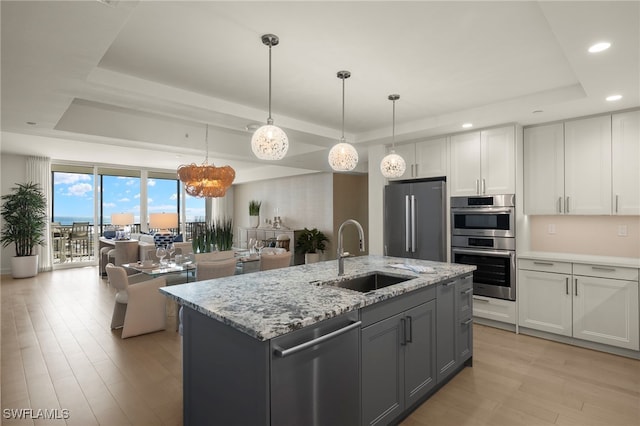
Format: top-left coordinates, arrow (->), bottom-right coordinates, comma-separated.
392,99 -> 396,148
341,75 -> 346,142
267,44 -> 273,124
205,125 -> 209,164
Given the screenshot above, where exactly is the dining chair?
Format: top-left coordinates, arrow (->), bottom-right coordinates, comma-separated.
196,258 -> 238,280
276,234 -> 291,251
260,251 -> 293,271
69,221 -> 91,260
106,263 -> 167,338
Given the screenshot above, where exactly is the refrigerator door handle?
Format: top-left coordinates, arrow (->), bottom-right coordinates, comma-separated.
410,195 -> 416,253
405,195 -> 411,252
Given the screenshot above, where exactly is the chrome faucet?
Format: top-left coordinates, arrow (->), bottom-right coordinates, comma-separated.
337,219 -> 365,276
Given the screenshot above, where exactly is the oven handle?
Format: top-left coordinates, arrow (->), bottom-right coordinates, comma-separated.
452,247 -> 514,258
451,207 -> 513,214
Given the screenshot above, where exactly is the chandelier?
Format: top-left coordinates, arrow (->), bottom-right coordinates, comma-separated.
251,34 -> 289,160
380,94 -> 407,178
177,125 -> 236,198
328,70 -> 358,172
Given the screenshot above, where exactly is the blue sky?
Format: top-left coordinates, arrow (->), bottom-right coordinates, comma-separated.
53,172 -> 205,224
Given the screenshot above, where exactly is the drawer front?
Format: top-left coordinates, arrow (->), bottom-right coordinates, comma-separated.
573,263 -> 639,281
473,296 -> 516,324
458,276 -> 473,319
361,284 -> 436,327
519,258 -> 572,274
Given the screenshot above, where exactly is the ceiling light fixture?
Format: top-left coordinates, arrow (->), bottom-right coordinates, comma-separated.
588,42 -> 611,53
328,70 -> 358,172
251,34 -> 289,160
606,94 -> 622,101
177,125 -> 236,198
462,123 -> 473,128
380,94 -> 406,178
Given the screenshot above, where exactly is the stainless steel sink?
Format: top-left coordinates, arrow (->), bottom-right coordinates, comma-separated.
320,272 -> 412,293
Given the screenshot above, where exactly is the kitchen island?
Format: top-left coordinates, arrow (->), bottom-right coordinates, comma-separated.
161,255 -> 475,426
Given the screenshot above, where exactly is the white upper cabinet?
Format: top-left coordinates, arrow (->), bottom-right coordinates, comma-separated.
387,137 -> 448,181
524,123 -> 565,214
450,126 -> 515,196
564,115 -> 612,215
612,110 -> 640,215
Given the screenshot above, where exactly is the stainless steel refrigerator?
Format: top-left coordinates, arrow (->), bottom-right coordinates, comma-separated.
384,179 -> 446,261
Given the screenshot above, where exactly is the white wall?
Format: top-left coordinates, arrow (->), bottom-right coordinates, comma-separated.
233,172 -> 334,257
367,145 -> 387,255
1,154 -> 28,274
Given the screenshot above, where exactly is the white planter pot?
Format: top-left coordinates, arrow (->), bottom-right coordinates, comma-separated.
194,251 -> 235,263
305,253 -> 321,264
11,255 -> 39,278
249,215 -> 259,228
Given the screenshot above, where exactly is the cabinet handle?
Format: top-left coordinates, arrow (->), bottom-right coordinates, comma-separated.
461,318 -> 473,326
445,280 -> 456,287
273,321 -> 362,357
406,316 -> 413,343
566,196 -> 570,213
475,179 -> 479,195
462,288 -> 473,295
574,278 -> 578,296
615,195 -> 619,213
482,178 -> 486,195
411,164 -> 415,177
415,164 -> 419,176
533,261 -> 554,266
558,197 -> 563,214
565,277 -> 569,295
400,318 -> 407,346
592,266 -> 616,272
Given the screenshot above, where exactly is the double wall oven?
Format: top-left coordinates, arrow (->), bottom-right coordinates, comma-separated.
451,194 -> 516,301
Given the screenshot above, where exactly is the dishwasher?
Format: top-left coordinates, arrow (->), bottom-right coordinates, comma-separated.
270,311 -> 361,426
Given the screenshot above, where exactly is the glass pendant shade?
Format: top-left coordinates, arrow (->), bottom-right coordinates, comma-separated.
328,141 -> 359,171
380,94 -> 406,178
380,150 -> 407,178
252,34 -> 288,160
329,70 -> 358,172
251,123 -> 289,160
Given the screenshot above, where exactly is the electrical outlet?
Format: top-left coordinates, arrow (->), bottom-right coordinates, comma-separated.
548,224 -> 556,234
618,225 -> 628,237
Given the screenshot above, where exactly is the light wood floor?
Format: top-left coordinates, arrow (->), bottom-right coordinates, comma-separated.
1,267 -> 639,426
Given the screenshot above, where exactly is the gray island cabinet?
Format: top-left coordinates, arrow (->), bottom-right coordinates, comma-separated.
160,255 -> 475,426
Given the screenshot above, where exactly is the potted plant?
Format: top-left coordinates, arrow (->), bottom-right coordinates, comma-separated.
192,220 -> 234,262
295,227 -> 329,264
249,200 -> 261,228
1,182 -> 48,278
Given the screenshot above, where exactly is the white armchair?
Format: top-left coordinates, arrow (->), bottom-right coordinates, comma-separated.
106,263 -> 168,338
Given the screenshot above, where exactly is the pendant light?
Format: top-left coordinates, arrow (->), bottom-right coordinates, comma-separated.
177,125 -> 236,198
251,34 -> 289,160
328,70 -> 358,172
380,94 -> 407,178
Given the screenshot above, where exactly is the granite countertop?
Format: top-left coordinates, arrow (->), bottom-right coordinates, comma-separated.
160,255 -> 475,341
518,251 -> 640,269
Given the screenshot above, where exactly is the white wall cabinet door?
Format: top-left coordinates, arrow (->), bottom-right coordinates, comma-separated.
450,132 -> 481,196
414,137 -> 448,179
612,110 -> 640,215
518,269 -> 572,336
523,123 -> 565,215
572,275 -> 639,350
564,115 -> 612,215
480,126 -> 516,195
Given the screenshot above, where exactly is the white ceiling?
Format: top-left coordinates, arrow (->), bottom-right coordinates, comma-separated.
1,1 -> 638,184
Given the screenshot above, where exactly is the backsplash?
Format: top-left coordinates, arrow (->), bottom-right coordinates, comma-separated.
530,215 -> 640,258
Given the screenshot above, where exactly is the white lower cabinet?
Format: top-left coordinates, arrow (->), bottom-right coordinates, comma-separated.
518,259 -> 639,351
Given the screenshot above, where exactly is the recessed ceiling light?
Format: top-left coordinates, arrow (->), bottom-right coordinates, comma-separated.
588,42 -> 611,53
462,123 -> 473,129
606,94 -> 622,101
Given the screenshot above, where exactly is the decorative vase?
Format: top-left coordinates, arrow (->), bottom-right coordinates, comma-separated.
249,215 -> 259,228
305,253 -> 320,264
11,255 -> 39,278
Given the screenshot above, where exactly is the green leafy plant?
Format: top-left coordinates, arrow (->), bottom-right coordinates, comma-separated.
249,200 -> 261,216
215,218 -> 234,251
1,182 -> 48,257
295,228 -> 329,254
191,222 -> 215,253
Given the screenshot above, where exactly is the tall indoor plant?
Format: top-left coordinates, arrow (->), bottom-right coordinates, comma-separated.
295,227 -> 329,264
1,182 -> 48,278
